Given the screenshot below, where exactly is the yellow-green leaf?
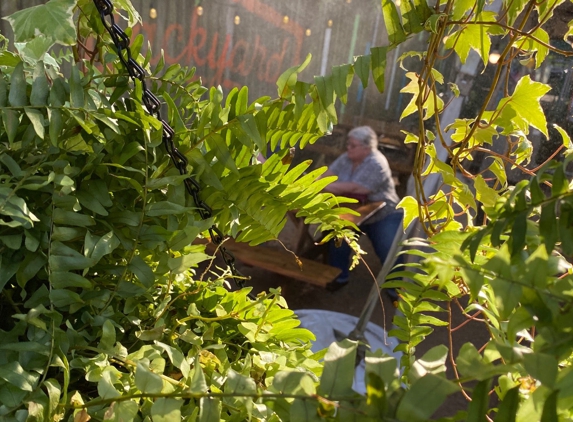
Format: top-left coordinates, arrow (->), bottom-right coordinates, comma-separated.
397,195 -> 420,230
507,76 -> 551,137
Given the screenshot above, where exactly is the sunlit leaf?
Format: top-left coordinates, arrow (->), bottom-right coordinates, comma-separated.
5,0 -> 76,46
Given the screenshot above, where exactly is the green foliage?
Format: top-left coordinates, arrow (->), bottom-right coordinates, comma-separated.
0,1 -> 366,420
382,0 -> 573,420
4,0 -> 573,420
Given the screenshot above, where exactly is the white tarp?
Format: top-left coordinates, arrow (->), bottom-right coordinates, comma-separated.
296,309 -> 401,395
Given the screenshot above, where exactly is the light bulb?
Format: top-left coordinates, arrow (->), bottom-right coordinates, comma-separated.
283,15 -> 289,24
305,28 -> 311,36
197,6 -> 203,16
327,19 -> 333,27
149,7 -> 157,19
234,15 -> 241,25
489,52 -> 501,64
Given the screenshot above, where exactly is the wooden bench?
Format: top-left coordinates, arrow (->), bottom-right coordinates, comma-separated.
199,238 -> 341,287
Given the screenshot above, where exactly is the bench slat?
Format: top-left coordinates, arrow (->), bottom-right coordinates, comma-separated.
202,239 -> 341,287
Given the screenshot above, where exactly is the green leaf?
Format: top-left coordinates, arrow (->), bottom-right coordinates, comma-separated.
99,320 -> 116,352
0,384 -> 27,408
2,109 -> 20,145
540,389 -> 558,422
523,353 -> 558,388
52,209 -> 95,227
70,66 -> 85,109
49,288 -> 84,307
371,46 -> 388,93
104,401 -> 139,422
396,195 -> 419,230
15,36 -> 56,66
114,0 -> 142,26
276,53 -> 312,98
199,398 -> 221,422
313,74 -> 338,125
0,77 -> 7,108
163,91 -> 186,134
354,55 -> 371,88
0,51 -> 22,68
410,345 -> 448,382
412,0 -> 433,21
513,28 -> 549,68
0,361 -> 39,392
237,114 -> 265,151
444,18 -> 492,66
291,399 -> 322,421
5,0 -> 77,45
506,75 -> 550,137
155,342 -> 190,378
9,62 -> 27,107
50,272 -> 92,289
226,369 -> 256,395
144,201 -> 191,217
452,0 -> 475,20
396,374 -> 459,422
86,231 -> 120,263
382,0 -> 407,44
399,0 -> 424,33
554,123 -> 573,149
489,276 -> 521,320
167,252 -> 211,274
17,252 -> 46,288
191,356 -> 208,393
494,386 -> 519,422
207,133 -> 239,175
506,0 -> 529,25
48,109 -> 63,146
30,61 -> 49,106
425,14 -> 445,33
467,379 -> 492,422
135,362 -> 163,394
318,339 -> 357,397
128,255 -> 155,288
271,371 -> 316,396
332,64 -> 354,104
474,175 -> 498,208
49,241 -> 95,272
365,351 -> 398,390
151,398 -> 182,422
365,372 -> 386,419
25,108 -> 45,140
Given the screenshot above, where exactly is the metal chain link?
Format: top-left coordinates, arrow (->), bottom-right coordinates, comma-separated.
93,0 -> 245,288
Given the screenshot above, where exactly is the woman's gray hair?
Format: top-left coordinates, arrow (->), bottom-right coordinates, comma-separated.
347,126 -> 378,150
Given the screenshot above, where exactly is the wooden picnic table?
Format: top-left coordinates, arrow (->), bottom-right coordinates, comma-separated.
288,201 -> 386,256
197,202 -> 385,288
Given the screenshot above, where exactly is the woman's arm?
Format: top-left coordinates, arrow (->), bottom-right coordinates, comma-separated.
323,181 -> 371,195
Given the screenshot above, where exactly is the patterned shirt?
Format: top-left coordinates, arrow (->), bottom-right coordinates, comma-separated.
329,149 -> 400,222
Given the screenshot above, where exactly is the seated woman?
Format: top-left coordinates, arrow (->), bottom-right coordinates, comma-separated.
322,126 -> 403,292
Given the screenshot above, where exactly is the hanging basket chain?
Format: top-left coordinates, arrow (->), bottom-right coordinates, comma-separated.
93,0 -> 245,288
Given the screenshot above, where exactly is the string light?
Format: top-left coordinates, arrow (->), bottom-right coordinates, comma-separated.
327,19 -> 333,27
196,6 -> 203,16
234,15 -> 241,25
488,51 -> 501,64
283,15 -> 289,24
149,3 -> 157,19
305,28 -> 311,36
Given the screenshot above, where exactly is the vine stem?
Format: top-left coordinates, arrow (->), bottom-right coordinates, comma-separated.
447,301 -> 472,401
69,391 -> 362,410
